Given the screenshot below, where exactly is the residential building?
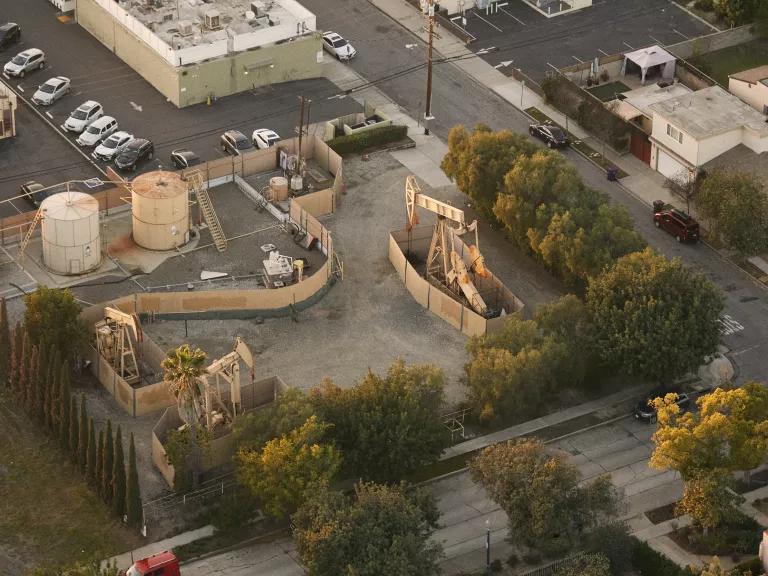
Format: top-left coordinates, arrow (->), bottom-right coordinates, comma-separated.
75,0 -> 321,107
0,83 -> 17,140
648,86 -> 768,181
729,65 -> 768,115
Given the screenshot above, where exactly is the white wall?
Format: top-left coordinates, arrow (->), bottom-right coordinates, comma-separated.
742,128 -> 768,154
697,128 -> 743,164
651,114 -> 700,166
729,79 -> 768,114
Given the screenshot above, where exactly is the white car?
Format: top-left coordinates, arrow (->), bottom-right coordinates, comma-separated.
252,128 -> 280,150
3,47 -> 45,77
31,76 -> 70,106
62,100 -> 104,134
322,32 -> 356,61
76,115 -> 118,147
92,131 -> 134,162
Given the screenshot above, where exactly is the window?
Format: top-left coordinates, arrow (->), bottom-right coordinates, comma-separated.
666,123 -> 683,144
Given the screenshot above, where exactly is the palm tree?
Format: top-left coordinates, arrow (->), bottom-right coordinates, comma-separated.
161,344 -> 207,426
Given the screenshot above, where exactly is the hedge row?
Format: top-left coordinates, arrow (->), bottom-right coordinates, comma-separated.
631,539 -> 687,576
327,125 -> 408,155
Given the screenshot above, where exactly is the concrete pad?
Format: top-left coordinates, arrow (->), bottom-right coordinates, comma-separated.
624,470 -> 680,497
389,148 -> 453,188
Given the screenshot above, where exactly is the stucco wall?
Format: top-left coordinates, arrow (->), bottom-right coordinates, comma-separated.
651,114 -> 699,165
666,24 -> 755,61
729,79 -> 768,114
697,128 -> 745,164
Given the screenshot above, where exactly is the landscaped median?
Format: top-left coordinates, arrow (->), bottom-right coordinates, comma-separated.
525,106 -> 628,178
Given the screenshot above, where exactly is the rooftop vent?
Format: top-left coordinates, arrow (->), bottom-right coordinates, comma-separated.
178,20 -> 194,36
204,9 -> 221,30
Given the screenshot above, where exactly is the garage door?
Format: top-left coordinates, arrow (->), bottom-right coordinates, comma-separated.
656,148 -> 688,181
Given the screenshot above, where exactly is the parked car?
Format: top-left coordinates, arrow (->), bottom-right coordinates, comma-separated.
170,148 -> 201,170
653,203 -> 699,243
92,131 -> 133,162
634,388 -> 690,423
76,115 -> 118,147
529,123 -> 568,148
115,138 -> 154,171
322,31 -> 356,61
126,551 -> 180,576
220,130 -> 252,156
20,181 -> 50,208
31,76 -> 70,106
3,47 -> 45,77
62,100 -> 104,133
252,128 -> 280,150
0,23 -> 21,51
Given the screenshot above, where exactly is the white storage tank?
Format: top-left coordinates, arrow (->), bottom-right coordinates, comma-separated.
131,170 -> 189,251
40,191 -> 101,275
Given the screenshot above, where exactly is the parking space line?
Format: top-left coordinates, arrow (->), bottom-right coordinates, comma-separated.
719,314 -> 745,336
648,35 -> 663,45
473,10 -> 503,32
598,49 -> 610,56
672,28 -> 689,40
16,85 -> 24,93
45,111 -> 53,119
572,55 -> 584,63
622,41 -> 634,50
499,7 -> 526,25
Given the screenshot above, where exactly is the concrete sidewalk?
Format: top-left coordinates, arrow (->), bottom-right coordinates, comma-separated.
104,525 -> 215,570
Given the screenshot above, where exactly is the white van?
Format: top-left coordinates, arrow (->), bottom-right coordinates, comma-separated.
76,116 -> 118,147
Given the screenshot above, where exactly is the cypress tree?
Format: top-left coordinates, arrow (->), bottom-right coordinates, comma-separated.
0,297 -> 10,382
95,429 -> 105,497
68,396 -> 78,460
102,420 -> 114,504
25,345 -> 39,417
35,343 -> 50,424
78,395 -> 88,474
44,346 -> 59,432
126,432 -> 142,527
59,363 -> 71,449
113,426 -> 126,519
8,322 -> 22,394
86,417 -> 97,486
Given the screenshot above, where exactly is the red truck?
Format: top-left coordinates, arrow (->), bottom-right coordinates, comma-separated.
125,551 -> 180,576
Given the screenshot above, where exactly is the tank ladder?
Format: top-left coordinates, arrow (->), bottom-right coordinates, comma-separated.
187,170 -> 226,252
17,208 -> 44,261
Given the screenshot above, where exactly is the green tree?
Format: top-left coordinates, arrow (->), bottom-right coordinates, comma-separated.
113,425 -> 126,518
25,344 -> 39,416
236,415 -> 341,518
9,322 -> 23,395
293,482 -> 443,576
23,286 -> 85,361
235,387 -> 315,451
164,425 -> 210,493
696,169 -> 768,255
86,417 -> 97,486
714,0 -> 758,26
587,248 -> 723,381
676,469 -> 743,531
126,432 -> 142,527
553,553 -> 611,576
78,395 -> 88,474
95,429 -> 105,497
583,522 -> 634,576
68,396 -> 78,460
102,420 -> 114,504
469,438 -> 617,554
757,0 -> 768,37
161,344 -> 207,426
311,360 -> 449,482
0,297 -> 10,382
441,124 -> 536,213
58,362 -> 71,449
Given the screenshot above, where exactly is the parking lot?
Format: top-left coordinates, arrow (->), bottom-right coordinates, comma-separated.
0,1 -> 358,209
460,0 -> 715,80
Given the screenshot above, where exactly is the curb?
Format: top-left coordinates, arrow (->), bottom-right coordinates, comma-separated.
179,526 -> 290,566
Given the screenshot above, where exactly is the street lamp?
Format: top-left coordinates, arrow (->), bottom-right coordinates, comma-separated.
485,519 -> 491,575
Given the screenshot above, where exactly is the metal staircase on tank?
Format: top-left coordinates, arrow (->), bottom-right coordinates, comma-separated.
187,170 -> 226,252
17,208 -> 44,260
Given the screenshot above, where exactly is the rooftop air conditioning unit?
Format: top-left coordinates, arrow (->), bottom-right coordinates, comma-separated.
178,20 -> 194,35
204,9 -> 221,29
250,1 -> 259,15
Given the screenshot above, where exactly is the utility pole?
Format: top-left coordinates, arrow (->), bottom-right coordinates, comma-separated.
424,0 -> 435,135
297,95 -> 306,161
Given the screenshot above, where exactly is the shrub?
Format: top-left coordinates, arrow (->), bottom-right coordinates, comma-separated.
630,539 -> 686,576
694,0 -> 714,10
490,559 -> 503,572
327,124 -> 408,155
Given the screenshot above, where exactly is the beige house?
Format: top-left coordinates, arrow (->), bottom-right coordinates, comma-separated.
0,83 -> 17,140
75,0 -> 322,107
729,65 -> 768,115
648,86 -> 768,181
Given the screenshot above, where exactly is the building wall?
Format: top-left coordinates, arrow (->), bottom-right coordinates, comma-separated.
176,34 -> 322,107
742,128 -> 768,155
0,86 -> 17,140
697,128 -> 744,164
665,24 -> 755,61
729,78 -> 768,114
651,113 -> 700,166
76,0 -> 181,105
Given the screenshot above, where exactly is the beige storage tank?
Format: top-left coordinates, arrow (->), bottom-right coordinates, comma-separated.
132,170 -> 189,251
270,176 -> 289,201
40,191 -> 101,275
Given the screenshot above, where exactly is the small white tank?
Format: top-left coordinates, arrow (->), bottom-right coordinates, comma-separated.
40,191 -> 101,275
131,171 -> 190,251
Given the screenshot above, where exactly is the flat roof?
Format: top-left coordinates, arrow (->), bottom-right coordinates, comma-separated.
621,82 -> 692,118
730,65 -> 768,86
127,0 -> 314,50
649,85 -> 768,139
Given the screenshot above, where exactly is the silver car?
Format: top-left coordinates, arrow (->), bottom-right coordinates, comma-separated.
3,47 -> 45,77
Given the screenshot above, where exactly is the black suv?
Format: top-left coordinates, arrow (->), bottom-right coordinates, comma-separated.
115,138 -> 154,171
0,23 -> 20,50
634,387 -> 691,423
529,123 -> 568,148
